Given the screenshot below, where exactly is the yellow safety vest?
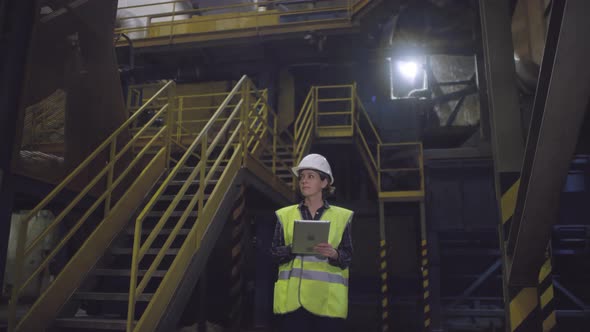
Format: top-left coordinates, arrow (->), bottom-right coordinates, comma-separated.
273,204 -> 353,318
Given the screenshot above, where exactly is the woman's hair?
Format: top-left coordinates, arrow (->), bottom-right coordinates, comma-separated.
297,169 -> 336,198
318,171 -> 336,198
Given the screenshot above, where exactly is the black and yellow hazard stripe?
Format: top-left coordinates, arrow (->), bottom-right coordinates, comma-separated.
229,186 -> 246,327
500,174 -> 520,239
379,239 -> 389,332
421,239 -> 431,331
508,285 -> 541,331
538,254 -> 557,331
499,173 -> 542,331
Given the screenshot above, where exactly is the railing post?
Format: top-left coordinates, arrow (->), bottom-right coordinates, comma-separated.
168,0 -> 177,44
199,135 -> 207,223
241,80 -> 251,161
104,138 -> 117,216
263,89 -> 269,123
314,87 -> 318,136
127,215 -> 142,332
166,81 -> 177,168
177,97 -> 183,142
273,116 -> 277,175
419,143 -> 425,194
351,83 -> 356,133
377,143 -> 381,193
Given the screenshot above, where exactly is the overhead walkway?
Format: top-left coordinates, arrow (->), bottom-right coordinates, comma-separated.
114,0 -> 382,48
6,76 -> 422,332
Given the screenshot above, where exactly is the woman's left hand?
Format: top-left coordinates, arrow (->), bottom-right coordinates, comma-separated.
314,243 -> 339,259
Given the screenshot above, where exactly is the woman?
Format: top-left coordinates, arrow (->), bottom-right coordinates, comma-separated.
271,153 -> 354,331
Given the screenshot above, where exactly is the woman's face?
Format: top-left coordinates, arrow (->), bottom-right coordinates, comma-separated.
298,169 -> 328,199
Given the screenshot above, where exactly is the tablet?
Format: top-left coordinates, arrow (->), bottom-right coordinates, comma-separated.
292,220 -> 330,255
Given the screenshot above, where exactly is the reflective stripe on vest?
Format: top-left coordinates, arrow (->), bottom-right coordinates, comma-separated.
278,268 -> 349,287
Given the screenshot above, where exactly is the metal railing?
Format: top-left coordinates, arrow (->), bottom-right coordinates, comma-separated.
353,86 -> 382,189
8,80 -> 177,331
305,83 -> 424,197
115,0 -> 363,45
377,142 -> 424,197
315,84 -> 355,137
126,76 -> 295,331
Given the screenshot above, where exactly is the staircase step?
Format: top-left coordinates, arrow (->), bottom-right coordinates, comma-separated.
158,194 -> 210,202
111,248 -> 180,255
72,292 -> 153,302
160,179 -> 219,186
257,164 -> 292,170
54,317 -> 129,330
146,211 -> 198,218
266,151 -> 292,156
93,269 -> 167,278
177,165 -> 226,173
127,228 -> 191,236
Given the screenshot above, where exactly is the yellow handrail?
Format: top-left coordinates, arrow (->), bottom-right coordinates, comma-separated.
353,92 -> 380,185
8,80 -> 176,331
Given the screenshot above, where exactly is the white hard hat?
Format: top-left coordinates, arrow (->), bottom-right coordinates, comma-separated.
292,153 -> 334,184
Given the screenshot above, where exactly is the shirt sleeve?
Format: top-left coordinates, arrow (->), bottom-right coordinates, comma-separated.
328,215 -> 353,269
270,219 -> 296,265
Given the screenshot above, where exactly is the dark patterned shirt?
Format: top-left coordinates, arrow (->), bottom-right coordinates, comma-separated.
270,201 -> 353,269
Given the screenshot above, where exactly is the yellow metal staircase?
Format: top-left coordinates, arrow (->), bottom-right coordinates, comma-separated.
7,76 -> 422,332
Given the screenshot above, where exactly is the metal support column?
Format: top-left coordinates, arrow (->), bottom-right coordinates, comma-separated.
229,185 -> 246,330
426,230 -> 441,331
419,202 -> 431,331
378,201 -> 390,332
478,0 -> 536,330
0,0 -> 39,291
537,248 -> 556,331
508,0 -> 590,285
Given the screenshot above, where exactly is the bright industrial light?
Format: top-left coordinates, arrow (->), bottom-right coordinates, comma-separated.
397,61 -> 418,80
